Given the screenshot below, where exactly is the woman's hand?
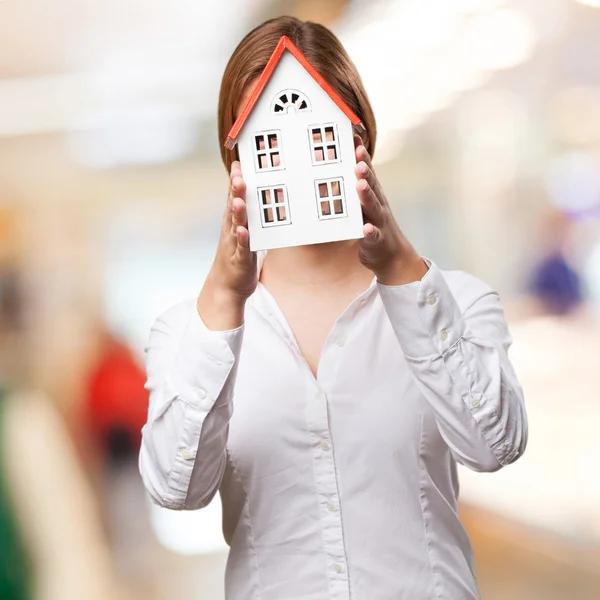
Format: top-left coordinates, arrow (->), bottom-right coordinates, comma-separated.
354,138 -> 429,286
197,161 -> 257,330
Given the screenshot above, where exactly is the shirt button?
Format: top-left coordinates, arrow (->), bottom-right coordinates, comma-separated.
335,336 -> 346,347
332,564 -> 344,574
471,394 -> 481,409
440,329 -> 448,342
326,503 -> 336,512
320,441 -> 331,451
180,448 -> 194,460
197,388 -> 207,400
427,293 -> 437,305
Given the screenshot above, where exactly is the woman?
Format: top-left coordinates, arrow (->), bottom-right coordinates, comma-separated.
139,16 -> 528,600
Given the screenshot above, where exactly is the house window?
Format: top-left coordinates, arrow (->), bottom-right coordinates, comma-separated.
271,89 -> 311,114
315,178 -> 346,219
309,124 -> 340,165
253,130 -> 283,172
258,185 -> 291,227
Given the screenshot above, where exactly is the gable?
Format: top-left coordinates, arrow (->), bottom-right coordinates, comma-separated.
225,35 -> 364,149
239,50 -> 352,132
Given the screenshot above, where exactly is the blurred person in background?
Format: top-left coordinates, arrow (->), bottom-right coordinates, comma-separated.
140,16 -> 528,600
528,209 -> 584,316
84,330 -> 154,593
85,330 -> 148,466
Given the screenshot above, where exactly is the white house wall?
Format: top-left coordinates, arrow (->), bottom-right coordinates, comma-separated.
238,51 -> 364,251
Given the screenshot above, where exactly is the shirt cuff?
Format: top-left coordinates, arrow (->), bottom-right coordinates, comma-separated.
377,259 -> 466,358
168,304 -> 244,412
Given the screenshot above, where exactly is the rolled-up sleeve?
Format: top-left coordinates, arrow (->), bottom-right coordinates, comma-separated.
378,261 -> 528,472
139,300 -> 243,509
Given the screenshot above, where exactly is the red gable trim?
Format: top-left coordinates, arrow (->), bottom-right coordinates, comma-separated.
225,36 -> 364,149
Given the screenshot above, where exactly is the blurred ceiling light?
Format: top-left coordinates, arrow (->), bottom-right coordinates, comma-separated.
0,75 -> 85,137
387,1 -> 459,49
465,9 -> 536,70
337,1 -> 538,165
551,86 -> 600,145
575,0 -> 600,6
459,90 -> 524,150
458,90 -> 525,188
523,0 -> 567,42
453,0 -> 506,12
0,68 -> 214,140
430,46 -> 491,93
69,104 -> 198,168
0,0 -> 264,142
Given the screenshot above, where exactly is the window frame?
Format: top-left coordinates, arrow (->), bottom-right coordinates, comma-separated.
314,178 -> 347,220
271,89 -> 311,115
308,123 -> 341,166
253,130 -> 284,173
257,184 -> 291,228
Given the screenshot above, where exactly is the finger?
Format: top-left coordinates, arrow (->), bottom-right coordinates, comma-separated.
226,174 -> 246,219
355,160 -> 388,211
230,161 -> 242,181
361,222 -> 383,246
226,162 -> 243,211
234,225 -> 252,261
231,196 -> 247,237
234,195 -> 248,227
353,134 -> 363,150
231,175 -> 246,200
355,160 -> 377,190
357,178 -> 383,225
355,141 -> 373,170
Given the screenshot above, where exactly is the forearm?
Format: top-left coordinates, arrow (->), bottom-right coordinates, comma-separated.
139,300 -> 244,509
140,395 -> 233,510
402,332 -> 527,471
197,271 -> 247,331
379,262 -> 528,471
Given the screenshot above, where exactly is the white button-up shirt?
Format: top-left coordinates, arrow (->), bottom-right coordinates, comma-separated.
139,256 -> 527,600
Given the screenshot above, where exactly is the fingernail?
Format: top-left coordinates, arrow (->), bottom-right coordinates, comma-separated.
361,162 -> 367,174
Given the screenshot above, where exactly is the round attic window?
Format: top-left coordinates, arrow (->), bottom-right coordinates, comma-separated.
271,90 -> 311,114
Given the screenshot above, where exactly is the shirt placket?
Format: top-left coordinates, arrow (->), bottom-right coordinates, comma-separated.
252,284 -> 371,600
305,320 -> 353,600
305,381 -> 351,599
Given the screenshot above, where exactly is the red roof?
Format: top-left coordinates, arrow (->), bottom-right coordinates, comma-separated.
225,35 -> 365,149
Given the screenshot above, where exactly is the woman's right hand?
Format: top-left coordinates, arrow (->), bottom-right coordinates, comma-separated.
197,161 -> 257,330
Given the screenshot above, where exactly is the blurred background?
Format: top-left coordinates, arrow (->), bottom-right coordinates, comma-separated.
0,0 -> 599,599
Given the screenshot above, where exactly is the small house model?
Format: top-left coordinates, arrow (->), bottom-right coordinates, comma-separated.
225,36 -> 366,251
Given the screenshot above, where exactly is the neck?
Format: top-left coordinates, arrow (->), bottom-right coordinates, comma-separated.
261,240 -> 372,288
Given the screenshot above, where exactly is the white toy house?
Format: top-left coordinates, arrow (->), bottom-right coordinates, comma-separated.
225,36 -> 366,251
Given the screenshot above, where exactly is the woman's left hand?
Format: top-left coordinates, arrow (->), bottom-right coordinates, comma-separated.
354,137 -> 429,286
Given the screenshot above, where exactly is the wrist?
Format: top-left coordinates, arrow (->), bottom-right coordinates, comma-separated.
375,252 -> 428,286
198,275 -> 247,331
